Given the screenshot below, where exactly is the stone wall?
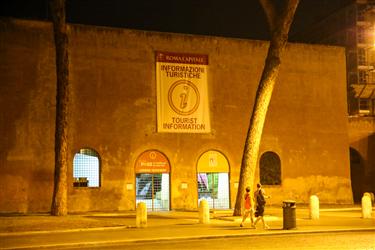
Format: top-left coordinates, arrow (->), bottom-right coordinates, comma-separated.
0,18 -> 352,213
348,116 -> 375,201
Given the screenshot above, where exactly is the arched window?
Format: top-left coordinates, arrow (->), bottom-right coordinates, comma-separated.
259,151 -> 281,185
135,150 -> 170,211
73,148 -> 100,187
197,150 -> 230,209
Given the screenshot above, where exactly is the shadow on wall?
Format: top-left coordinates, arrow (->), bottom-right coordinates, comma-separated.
0,20 -> 57,212
349,147 -> 365,203
0,47 -> 39,212
367,133 -> 375,195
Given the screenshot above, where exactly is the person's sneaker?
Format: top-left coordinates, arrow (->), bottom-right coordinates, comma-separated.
251,223 -> 256,228
264,224 -> 270,230
240,223 -> 244,227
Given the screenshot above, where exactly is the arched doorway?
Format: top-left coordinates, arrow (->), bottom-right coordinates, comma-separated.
197,150 -> 230,209
135,150 -> 170,211
350,147 -> 365,203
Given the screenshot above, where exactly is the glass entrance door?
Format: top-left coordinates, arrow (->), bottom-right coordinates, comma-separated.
136,173 -> 170,211
197,172 -> 229,209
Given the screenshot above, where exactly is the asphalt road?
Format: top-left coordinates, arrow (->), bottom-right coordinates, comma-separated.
61,231 -> 375,250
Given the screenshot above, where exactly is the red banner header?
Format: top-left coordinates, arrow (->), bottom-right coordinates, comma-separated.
156,51 -> 208,65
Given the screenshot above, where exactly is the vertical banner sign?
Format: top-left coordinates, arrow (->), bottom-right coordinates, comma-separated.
156,51 -> 211,133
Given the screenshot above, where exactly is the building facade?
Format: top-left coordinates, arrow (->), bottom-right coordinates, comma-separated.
0,18 -> 352,213
348,117 -> 375,202
292,0 -> 375,202
293,0 -> 375,116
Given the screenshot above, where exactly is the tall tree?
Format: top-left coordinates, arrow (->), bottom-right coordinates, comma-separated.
233,0 -> 299,216
50,0 -> 69,216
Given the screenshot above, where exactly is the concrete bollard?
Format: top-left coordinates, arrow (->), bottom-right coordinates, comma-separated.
136,202 -> 147,228
362,194 -> 373,219
309,195 -> 319,220
199,199 -> 210,224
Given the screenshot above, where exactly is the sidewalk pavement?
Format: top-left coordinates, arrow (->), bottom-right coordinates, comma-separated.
0,205 -> 374,249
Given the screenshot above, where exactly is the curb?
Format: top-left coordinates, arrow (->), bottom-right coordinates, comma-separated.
0,225 -> 131,237
2,227 -> 375,250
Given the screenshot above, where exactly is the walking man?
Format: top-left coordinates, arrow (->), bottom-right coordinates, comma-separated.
254,183 -> 270,229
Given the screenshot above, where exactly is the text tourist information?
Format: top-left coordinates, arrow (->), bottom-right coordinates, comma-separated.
156,51 -> 211,133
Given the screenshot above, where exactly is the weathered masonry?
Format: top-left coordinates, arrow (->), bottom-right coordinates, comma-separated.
0,18 -> 352,213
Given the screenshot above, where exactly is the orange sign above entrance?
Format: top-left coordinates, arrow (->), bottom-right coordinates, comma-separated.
135,150 -> 170,173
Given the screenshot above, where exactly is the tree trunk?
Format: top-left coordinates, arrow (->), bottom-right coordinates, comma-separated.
233,0 -> 299,216
50,0 -> 69,216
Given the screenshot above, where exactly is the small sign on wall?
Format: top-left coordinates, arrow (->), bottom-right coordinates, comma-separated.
180,182 -> 188,189
126,183 -> 133,190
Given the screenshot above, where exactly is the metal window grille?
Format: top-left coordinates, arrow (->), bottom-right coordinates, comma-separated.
197,173 -> 229,209
359,71 -> 368,84
358,48 -> 366,65
73,149 -> 100,187
136,173 -> 170,211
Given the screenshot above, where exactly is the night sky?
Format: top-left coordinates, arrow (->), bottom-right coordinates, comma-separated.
0,0 -> 353,42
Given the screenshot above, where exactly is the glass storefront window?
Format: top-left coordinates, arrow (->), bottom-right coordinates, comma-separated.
197,172 -> 229,209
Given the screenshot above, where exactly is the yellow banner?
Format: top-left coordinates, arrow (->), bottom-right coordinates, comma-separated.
156,52 -> 211,133
197,150 -> 229,173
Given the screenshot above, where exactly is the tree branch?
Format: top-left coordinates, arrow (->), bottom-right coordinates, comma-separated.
259,0 -> 299,35
259,0 -> 277,32
278,0 -> 299,34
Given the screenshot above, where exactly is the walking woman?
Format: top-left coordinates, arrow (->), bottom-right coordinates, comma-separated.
240,186 -> 255,227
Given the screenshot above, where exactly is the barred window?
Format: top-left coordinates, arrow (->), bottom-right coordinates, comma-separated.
358,48 -> 366,66
359,71 -> 367,84
259,151 -> 281,185
73,148 -> 100,187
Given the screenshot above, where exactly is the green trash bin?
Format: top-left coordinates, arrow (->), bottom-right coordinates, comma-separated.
283,200 -> 296,229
